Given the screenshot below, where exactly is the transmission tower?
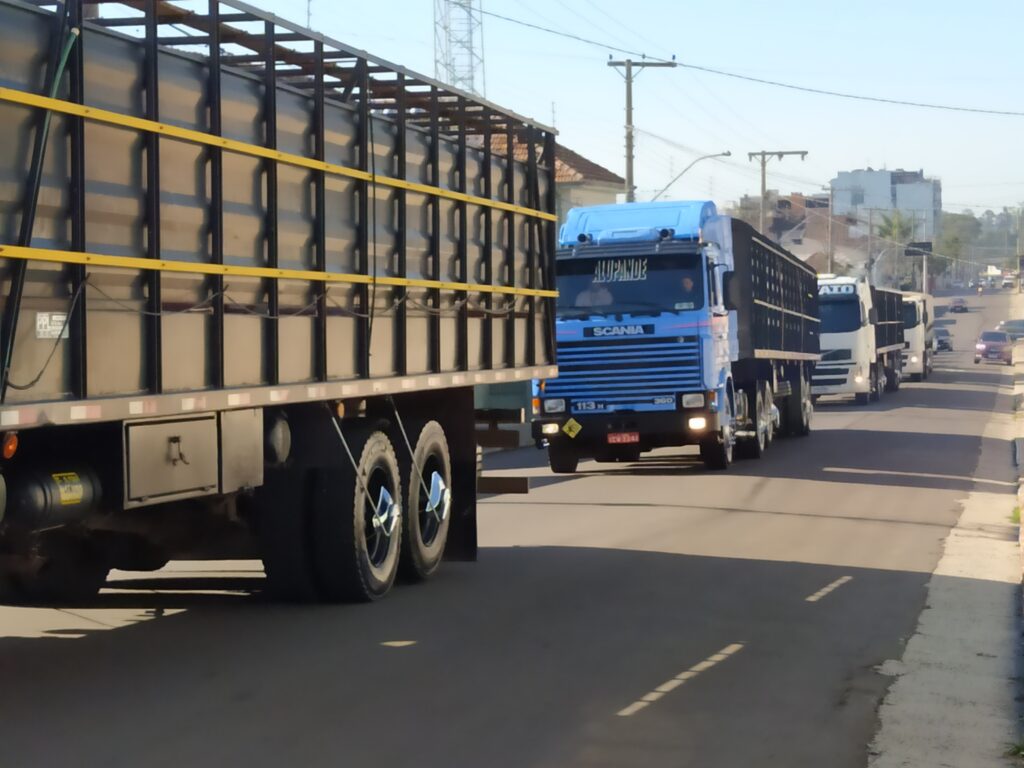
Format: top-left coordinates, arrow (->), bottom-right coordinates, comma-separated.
434,0 -> 486,96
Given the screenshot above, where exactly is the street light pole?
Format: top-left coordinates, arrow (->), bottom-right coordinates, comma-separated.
748,150 -> 807,235
650,151 -> 731,202
608,58 -> 677,202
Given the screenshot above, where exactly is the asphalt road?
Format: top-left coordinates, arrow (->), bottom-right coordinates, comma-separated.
0,290 -> 1018,768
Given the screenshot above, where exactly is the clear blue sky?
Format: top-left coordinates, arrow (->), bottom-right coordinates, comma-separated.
262,0 -> 1023,214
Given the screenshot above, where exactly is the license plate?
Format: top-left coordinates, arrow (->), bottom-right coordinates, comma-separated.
988,352 -> 1001,358
607,432 -> 640,444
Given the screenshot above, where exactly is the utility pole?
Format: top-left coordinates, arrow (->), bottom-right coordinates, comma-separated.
868,208 -> 874,280
826,185 -> 834,273
608,58 -> 677,202
747,150 -> 807,235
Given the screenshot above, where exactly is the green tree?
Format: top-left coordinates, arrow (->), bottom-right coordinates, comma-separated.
874,211 -> 915,283
936,211 -> 982,278
876,210 -> 914,244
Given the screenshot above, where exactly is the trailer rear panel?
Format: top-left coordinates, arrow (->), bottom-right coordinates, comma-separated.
872,287 -> 904,352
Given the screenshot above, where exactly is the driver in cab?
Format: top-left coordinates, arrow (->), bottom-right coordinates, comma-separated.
677,273 -> 700,308
575,281 -> 613,308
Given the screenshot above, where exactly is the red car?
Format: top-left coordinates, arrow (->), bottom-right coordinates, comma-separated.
975,330 -> 1013,366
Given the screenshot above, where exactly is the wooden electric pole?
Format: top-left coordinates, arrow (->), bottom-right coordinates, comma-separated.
608,58 -> 677,202
748,150 -> 807,235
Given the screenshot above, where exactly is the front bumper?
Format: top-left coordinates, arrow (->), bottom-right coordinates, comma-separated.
902,352 -> 924,374
975,350 -> 1011,364
812,374 -> 869,395
531,408 -> 716,456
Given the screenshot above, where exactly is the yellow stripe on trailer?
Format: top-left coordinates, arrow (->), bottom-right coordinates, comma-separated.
0,244 -> 559,299
0,86 -> 558,223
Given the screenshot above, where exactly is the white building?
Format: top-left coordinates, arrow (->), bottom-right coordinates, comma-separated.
831,169 -> 942,240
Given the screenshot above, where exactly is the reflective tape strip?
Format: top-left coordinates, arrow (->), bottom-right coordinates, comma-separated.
0,86 -> 557,222
0,244 -> 559,299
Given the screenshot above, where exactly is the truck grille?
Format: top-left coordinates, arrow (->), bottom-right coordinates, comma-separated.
812,363 -> 851,387
547,336 -> 701,411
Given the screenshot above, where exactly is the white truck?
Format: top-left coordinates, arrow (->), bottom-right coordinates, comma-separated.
900,291 -> 935,381
812,275 -> 905,405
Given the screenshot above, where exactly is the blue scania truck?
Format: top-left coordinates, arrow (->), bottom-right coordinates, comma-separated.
532,201 -> 820,472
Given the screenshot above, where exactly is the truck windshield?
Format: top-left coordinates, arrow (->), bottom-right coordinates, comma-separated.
819,296 -> 861,334
902,302 -> 920,329
555,253 -> 704,318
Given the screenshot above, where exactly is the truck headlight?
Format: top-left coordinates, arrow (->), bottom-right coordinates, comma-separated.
910,355 -> 919,363
688,416 -> 708,430
681,393 -> 705,408
853,369 -> 865,384
541,423 -> 560,435
543,398 -> 566,414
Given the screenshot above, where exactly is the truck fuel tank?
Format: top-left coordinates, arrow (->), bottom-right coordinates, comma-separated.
4,468 -> 100,531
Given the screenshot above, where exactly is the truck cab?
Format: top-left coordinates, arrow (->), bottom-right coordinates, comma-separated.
901,291 -> 934,381
532,201 -> 817,473
532,201 -> 736,472
812,276 -> 879,404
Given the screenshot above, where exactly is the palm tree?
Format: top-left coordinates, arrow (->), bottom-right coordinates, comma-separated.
873,210 -> 916,285
876,210 -> 914,244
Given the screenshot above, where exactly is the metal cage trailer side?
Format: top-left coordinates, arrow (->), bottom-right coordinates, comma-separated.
721,217 -> 820,461
0,0 -> 557,603
872,287 -> 906,393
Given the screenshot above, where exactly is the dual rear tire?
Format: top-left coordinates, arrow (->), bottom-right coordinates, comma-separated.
257,419 -> 452,603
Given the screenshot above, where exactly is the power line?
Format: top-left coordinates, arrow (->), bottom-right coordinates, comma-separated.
479,9 -> 1024,117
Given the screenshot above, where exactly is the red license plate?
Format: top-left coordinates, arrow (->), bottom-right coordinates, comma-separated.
607,432 -> 640,444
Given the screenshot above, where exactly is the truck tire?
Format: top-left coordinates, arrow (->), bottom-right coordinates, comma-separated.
700,430 -> 733,470
763,383 -> 776,445
870,364 -> 882,402
253,466 -> 320,602
311,429 -> 403,602
884,358 -> 901,392
11,535 -> 109,605
399,420 -> 452,582
783,370 -> 811,436
735,388 -> 767,460
548,444 -> 579,474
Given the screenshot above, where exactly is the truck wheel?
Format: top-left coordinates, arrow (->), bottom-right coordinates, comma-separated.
311,429 -> 403,602
548,444 -> 579,474
253,466 -> 320,602
700,429 -> 733,470
736,388 -> 767,460
763,383 -> 776,444
399,421 -> 451,582
870,365 -> 882,402
885,361 -> 901,392
783,370 -> 811,436
12,536 -> 109,605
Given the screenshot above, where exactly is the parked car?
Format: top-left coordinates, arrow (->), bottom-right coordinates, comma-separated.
950,297 -> 969,313
935,327 -> 953,351
975,330 -> 1013,366
996,319 -> 1024,341
1003,277 -> 1016,289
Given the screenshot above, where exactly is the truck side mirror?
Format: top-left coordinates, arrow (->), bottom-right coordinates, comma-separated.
868,307 -> 878,325
722,271 -> 739,311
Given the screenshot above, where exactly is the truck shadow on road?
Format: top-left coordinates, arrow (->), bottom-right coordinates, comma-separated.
0,546 -> 1017,768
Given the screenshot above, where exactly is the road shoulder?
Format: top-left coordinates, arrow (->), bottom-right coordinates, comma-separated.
869,295 -> 1024,768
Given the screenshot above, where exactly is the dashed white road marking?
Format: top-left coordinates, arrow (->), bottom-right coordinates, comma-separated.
823,466 -> 1016,487
616,642 -> 744,717
805,575 -> 853,603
